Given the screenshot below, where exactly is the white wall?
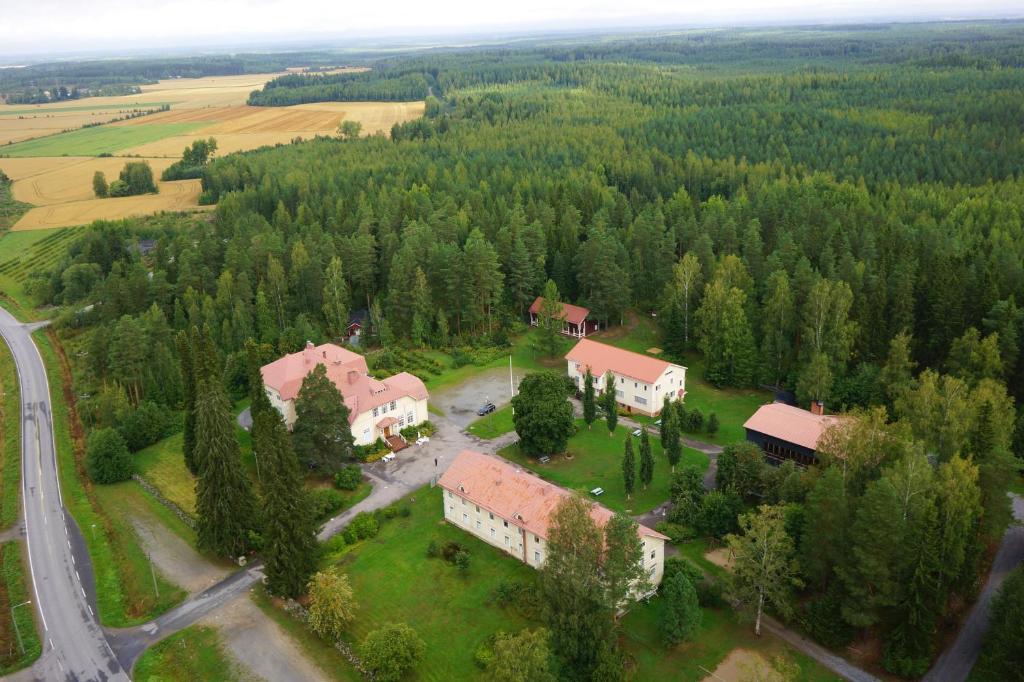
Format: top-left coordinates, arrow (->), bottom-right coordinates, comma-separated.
567,362 -> 686,417
267,389 -> 428,446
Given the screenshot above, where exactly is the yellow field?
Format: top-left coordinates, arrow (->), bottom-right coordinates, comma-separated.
0,71 -> 423,230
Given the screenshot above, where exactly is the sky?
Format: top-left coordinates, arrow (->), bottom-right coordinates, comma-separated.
2,0 -> 1022,59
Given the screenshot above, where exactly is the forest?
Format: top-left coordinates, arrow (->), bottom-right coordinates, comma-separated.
20,21 -> 1024,678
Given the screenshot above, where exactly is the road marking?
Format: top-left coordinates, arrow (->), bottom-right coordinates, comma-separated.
48,637 -> 54,650
80,587 -> 86,598
88,605 -> 93,616
57,658 -> 64,672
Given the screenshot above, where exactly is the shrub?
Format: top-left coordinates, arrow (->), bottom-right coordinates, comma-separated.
453,550 -> 471,572
307,488 -> 345,520
662,556 -> 704,587
399,506 -> 411,517
801,588 -> 855,649
661,572 -> 701,647
706,412 -> 719,436
85,427 -> 133,483
381,505 -> 399,519
655,522 -> 696,544
474,633 -> 498,669
683,407 -> 704,433
426,539 -> 440,558
451,347 -> 471,367
343,528 -> 358,544
333,464 -> 362,490
490,579 -> 543,617
350,511 -> 379,540
307,567 -> 357,641
117,400 -> 172,452
695,578 -> 727,608
359,623 -> 426,682
441,541 -> 466,562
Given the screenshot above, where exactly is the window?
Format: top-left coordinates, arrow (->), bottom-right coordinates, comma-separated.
655,384 -> 660,391
476,520 -> 482,530
447,490 -> 453,498
504,536 -> 510,547
373,407 -> 379,417
489,512 -> 494,520
534,534 -> 540,543
635,396 -> 647,406
490,528 -> 496,538
503,520 -> 508,528
476,506 -> 480,513
634,382 -> 637,388
649,565 -> 656,577
650,550 -> 656,560
534,551 -> 541,563
390,401 -> 397,411
615,389 -> 624,399
462,513 -> 469,523
462,497 -> 466,505
407,411 -> 414,424
449,505 -> 454,513
398,415 -> 405,427
362,428 -> 370,440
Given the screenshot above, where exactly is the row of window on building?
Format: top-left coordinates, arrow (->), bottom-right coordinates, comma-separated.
372,400 -> 399,418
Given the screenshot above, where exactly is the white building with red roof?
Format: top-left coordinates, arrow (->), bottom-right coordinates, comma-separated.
439,450 -> 668,596
260,342 -> 429,448
565,338 -> 686,417
528,297 -> 600,338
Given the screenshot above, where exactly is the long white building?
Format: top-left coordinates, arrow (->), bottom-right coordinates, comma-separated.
565,338 -> 686,417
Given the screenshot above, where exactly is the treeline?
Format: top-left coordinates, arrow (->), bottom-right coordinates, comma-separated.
248,70 -> 434,105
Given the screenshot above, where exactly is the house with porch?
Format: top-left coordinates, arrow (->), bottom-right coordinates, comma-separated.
260,342 -> 429,450
439,450 -> 668,597
743,401 -> 840,466
565,338 -> 686,417
528,297 -> 599,338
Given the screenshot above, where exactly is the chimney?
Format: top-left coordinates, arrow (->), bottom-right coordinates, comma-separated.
347,369 -> 359,385
810,400 -> 825,416
303,340 -> 315,365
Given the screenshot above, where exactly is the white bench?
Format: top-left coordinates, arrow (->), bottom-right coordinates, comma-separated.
590,487 -> 604,496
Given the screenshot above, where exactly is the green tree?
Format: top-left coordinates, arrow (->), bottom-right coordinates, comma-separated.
359,623 -> 426,682
726,504 -> 802,635
973,566 -> 1024,682
760,269 -> 795,386
176,330 -> 200,475
660,253 -> 703,355
307,567 -> 357,641
338,120 -> 363,139
511,371 -> 575,456
255,408 -> 318,598
92,170 -> 107,197
638,428 -> 654,490
194,352 -> 257,557
535,280 -> 566,358
696,279 -> 756,387
582,368 -> 597,429
119,160 -> 158,194
622,436 -> 636,500
602,372 -> 618,436
85,427 -> 132,484
490,628 -> 556,682
715,442 -> 765,502
660,571 -> 701,647
661,396 -> 682,471
669,466 -> 705,522
603,512 -> 649,610
800,467 -> 849,591
880,330 -> 916,407
292,363 -> 354,472
322,256 -> 350,338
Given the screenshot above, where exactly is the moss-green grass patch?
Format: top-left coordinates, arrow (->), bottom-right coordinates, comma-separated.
134,625 -> 248,681
2,123 -> 206,157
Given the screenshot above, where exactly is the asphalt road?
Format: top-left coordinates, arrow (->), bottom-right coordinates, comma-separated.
0,309 -> 128,682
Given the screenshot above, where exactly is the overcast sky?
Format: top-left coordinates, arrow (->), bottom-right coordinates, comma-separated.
3,0 -> 1022,59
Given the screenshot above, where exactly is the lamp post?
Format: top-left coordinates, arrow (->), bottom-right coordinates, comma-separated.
11,600 -> 31,655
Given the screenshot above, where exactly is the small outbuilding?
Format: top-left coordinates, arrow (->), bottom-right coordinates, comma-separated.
528,297 -> 599,338
743,401 -> 839,466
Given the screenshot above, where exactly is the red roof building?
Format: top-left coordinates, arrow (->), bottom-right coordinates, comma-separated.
743,402 -> 841,466
528,297 -> 599,338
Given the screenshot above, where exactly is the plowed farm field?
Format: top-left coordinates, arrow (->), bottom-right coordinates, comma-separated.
0,71 -> 422,230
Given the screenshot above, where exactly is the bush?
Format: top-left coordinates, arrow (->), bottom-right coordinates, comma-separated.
662,556 -> 704,587
426,539 -> 440,558
441,541 -> 466,562
683,407 -> 704,433
359,623 -> 426,682
334,464 -> 363,490
695,578 -> 728,608
706,412 -> 719,436
474,633 -> 498,670
354,439 -> 390,462
399,506 -> 411,517
801,588 -> 855,649
451,347 -> 471,367
490,579 -> 543,618
381,505 -> 399,519
655,522 -> 696,544
350,511 -> 380,540
453,550 -> 471,572
85,427 -> 133,483
308,488 -> 345,520
117,400 -> 172,452
661,571 -> 701,647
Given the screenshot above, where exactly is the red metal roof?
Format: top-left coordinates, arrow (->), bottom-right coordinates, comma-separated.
565,338 -> 679,384
529,297 -> 590,326
742,403 -> 840,451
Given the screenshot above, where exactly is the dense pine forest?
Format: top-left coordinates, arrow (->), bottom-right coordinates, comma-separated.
23,21 -> 1024,678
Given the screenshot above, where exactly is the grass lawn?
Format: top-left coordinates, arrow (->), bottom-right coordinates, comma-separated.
1,122 -> 206,157
0,344 -> 22,527
500,419 -> 708,515
251,588 -> 359,681
0,228 -> 82,319
622,598 -> 841,681
134,625 -> 248,681
466,403 -> 514,439
0,542 -> 42,674
330,486 -> 536,680
592,314 -> 770,446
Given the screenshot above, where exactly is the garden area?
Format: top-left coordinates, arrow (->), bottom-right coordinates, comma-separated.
500,419 -> 708,515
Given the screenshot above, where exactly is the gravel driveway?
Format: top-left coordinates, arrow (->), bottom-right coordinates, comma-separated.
430,366 -> 521,428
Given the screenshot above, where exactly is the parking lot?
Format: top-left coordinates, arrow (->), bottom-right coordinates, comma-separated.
430,366 -> 521,428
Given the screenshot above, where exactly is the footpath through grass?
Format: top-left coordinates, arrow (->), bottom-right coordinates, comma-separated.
1,122 -> 205,157
500,419 -> 708,514
134,625 -> 248,682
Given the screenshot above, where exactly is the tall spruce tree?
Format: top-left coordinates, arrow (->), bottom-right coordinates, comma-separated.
602,372 -> 618,436
292,363 -> 354,472
254,408 -> 319,597
194,335 -> 257,557
661,395 -> 682,471
639,428 -> 654,490
245,339 -> 272,420
622,437 -> 636,500
176,330 -> 199,475
582,368 -> 597,429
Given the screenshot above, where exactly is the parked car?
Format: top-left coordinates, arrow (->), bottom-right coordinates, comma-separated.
381,453 -> 396,463
477,402 -> 497,416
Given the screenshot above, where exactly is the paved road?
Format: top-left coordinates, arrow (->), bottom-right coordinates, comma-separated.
923,493 -> 1024,682
0,308 -> 128,681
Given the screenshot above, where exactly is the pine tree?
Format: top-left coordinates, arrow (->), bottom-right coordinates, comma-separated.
602,372 -> 618,436
639,428 -> 654,490
255,408 -> 319,597
176,330 -> 199,476
322,256 -> 350,339
194,347 -> 257,557
582,368 -> 597,429
661,395 -> 682,471
292,363 -> 355,472
535,279 -> 565,358
622,437 -> 636,500
245,339 -> 271,420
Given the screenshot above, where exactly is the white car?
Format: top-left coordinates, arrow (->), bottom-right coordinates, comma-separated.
632,428 -> 642,437
381,453 -> 396,463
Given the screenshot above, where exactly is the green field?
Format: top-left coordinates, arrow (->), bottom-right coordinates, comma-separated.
1,102 -> 170,116
134,625 -> 247,681
500,419 -> 708,514
0,229 -> 81,318
1,122 -> 204,157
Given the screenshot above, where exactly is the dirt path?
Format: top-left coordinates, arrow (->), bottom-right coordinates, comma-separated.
130,517 -> 228,593
201,594 -> 332,682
